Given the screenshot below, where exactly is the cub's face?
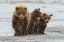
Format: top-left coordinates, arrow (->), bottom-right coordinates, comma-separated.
15,7 -> 27,20
43,13 -> 53,23
32,8 -> 42,17
41,13 -> 53,23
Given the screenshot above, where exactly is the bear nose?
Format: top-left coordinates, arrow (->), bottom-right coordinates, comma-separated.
47,21 -> 48,23
20,17 -> 23,19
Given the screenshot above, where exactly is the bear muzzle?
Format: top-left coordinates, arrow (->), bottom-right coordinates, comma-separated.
19,16 -> 24,20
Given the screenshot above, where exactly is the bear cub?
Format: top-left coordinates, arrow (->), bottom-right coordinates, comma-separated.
38,13 -> 53,34
28,8 -> 43,34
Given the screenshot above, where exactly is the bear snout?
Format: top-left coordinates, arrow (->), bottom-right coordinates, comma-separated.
20,17 -> 23,19
19,16 -> 24,20
47,21 -> 48,23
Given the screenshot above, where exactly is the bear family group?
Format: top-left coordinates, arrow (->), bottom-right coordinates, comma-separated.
12,5 -> 53,36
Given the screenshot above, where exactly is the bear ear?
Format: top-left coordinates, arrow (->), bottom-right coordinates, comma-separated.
16,7 -> 19,10
38,8 -> 40,10
43,13 -> 46,16
35,8 -> 40,12
24,8 -> 27,10
35,8 -> 37,10
50,14 -> 53,16
35,8 -> 40,11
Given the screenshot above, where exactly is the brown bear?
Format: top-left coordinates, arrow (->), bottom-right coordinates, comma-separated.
12,5 -> 29,36
38,13 -> 53,34
28,8 -> 43,34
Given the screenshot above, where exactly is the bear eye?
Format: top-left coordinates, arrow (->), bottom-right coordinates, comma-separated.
49,18 -> 50,20
49,18 -> 50,19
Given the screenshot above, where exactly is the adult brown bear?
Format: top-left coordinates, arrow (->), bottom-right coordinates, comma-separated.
12,5 -> 29,36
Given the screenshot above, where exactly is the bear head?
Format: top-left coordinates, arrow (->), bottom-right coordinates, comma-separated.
40,13 -> 53,23
14,5 -> 28,20
30,8 -> 43,19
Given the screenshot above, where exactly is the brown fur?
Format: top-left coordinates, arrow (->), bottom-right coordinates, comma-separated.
12,5 -> 29,36
28,8 -> 43,34
38,13 -> 53,34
